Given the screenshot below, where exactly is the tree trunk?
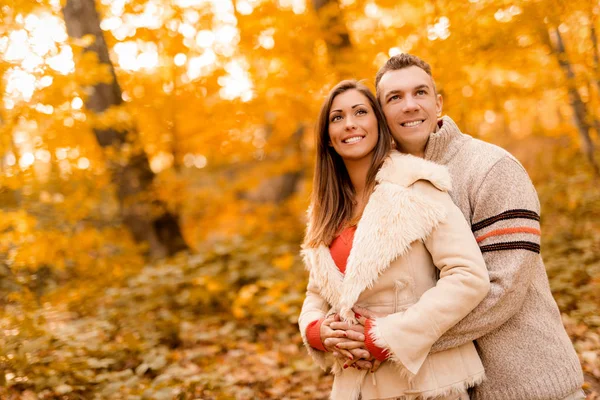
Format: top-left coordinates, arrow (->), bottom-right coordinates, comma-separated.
550,27 -> 600,176
62,0 -> 188,257
591,12 -> 600,91
589,13 -> 600,139
242,124 -> 306,203
312,0 -> 353,77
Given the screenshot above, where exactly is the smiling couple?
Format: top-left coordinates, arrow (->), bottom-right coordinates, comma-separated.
298,54 -> 585,400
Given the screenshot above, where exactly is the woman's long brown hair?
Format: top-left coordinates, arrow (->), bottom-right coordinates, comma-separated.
304,80 -> 392,248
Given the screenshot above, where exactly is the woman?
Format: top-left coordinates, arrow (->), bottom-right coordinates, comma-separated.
298,80 -> 490,400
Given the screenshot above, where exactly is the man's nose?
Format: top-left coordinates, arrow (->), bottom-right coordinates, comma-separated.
402,96 -> 419,112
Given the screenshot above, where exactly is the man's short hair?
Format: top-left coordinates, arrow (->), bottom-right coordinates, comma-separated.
375,54 -> 435,99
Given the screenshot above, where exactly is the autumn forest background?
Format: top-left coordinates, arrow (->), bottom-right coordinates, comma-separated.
1,0 -> 600,398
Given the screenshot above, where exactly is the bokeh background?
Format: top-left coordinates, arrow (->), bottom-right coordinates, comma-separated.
1,0 -> 599,398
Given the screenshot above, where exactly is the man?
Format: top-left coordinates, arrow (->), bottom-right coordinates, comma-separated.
358,53 -> 584,400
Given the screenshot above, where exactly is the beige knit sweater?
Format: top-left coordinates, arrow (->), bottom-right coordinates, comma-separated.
426,116 -> 583,400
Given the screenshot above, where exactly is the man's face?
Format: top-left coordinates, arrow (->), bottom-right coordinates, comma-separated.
378,66 -> 443,157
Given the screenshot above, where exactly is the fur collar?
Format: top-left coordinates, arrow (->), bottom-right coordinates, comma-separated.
302,152 -> 451,323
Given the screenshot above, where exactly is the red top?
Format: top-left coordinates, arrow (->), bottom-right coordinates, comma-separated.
329,225 -> 356,274
305,226 -> 388,360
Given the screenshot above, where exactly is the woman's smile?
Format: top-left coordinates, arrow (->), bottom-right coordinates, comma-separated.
342,135 -> 365,144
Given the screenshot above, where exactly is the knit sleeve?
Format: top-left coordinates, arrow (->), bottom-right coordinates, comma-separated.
364,319 -> 390,362
431,156 -> 542,353
305,318 -> 327,351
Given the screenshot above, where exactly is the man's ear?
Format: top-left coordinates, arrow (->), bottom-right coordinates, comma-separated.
436,93 -> 443,117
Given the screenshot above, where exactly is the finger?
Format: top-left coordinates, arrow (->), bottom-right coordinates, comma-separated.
345,323 -> 366,333
329,321 -> 352,330
344,357 -> 359,368
350,348 -> 370,359
370,359 -> 382,373
323,337 -> 346,348
336,340 -> 367,350
331,329 -> 349,338
325,313 -> 336,322
345,329 -> 365,341
352,306 -> 372,318
355,360 -> 372,370
324,336 -> 356,347
322,329 -> 347,340
330,322 -> 364,333
337,348 -> 354,361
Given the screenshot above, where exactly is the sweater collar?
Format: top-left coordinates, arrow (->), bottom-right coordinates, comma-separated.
424,116 -> 471,165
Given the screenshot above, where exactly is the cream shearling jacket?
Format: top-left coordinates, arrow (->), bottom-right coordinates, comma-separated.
299,152 -> 490,400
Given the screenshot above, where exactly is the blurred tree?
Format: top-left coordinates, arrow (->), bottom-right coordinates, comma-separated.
547,26 -> 600,175
62,0 -> 188,257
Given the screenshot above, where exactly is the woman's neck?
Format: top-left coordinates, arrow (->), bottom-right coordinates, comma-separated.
343,155 -> 372,203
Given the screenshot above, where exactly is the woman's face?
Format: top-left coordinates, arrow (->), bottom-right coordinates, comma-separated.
327,89 -> 379,162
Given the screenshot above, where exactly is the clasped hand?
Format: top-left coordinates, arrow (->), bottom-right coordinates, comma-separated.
320,306 -> 384,372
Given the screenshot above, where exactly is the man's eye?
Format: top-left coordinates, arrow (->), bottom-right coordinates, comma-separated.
417,90 -> 426,95
388,95 -> 400,102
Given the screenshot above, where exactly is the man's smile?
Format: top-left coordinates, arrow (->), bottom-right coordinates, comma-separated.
400,119 -> 425,127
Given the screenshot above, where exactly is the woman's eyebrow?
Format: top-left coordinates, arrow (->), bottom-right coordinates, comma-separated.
330,104 -> 366,114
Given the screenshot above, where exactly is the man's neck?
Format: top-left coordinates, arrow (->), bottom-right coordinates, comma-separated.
404,121 -> 441,158
398,141 -> 428,158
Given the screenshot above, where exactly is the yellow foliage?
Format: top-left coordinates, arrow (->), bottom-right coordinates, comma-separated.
273,253 -> 294,271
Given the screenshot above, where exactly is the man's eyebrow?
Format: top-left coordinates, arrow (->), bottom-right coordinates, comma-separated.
384,84 -> 431,98
383,89 -> 402,98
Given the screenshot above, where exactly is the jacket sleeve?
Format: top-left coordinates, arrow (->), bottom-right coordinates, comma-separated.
298,271 -> 333,370
368,180 -> 490,375
431,156 -> 542,353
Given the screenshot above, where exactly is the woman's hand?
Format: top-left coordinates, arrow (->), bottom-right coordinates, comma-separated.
330,312 -> 385,373
352,306 -> 386,321
320,314 -> 356,359
333,348 -> 373,370
329,319 -> 371,370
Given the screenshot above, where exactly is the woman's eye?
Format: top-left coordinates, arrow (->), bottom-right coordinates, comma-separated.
331,115 -> 342,122
356,109 -> 367,115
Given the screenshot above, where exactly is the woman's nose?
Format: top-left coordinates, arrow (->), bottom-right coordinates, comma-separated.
345,117 -> 357,130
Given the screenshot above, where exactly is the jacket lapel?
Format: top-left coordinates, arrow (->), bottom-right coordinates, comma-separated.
301,245 -> 344,309
303,152 -> 452,321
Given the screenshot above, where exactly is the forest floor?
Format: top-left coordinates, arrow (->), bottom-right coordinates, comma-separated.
2,309 -> 598,400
